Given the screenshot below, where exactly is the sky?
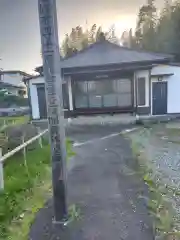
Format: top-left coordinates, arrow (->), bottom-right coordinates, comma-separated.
0,0 -> 164,74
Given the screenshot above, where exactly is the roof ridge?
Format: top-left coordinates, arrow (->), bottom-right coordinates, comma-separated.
98,41 -> 173,58
61,40 -> 173,62
61,40 -> 106,61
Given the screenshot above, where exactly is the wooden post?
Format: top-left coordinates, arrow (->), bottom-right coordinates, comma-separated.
0,148 -> 4,190
38,0 -> 68,223
67,77 -> 73,123
37,127 -> 43,148
22,135 -> 27,167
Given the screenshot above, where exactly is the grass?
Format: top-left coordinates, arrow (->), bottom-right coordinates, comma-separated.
0,115 -> 29,129
0,138 -> 74,240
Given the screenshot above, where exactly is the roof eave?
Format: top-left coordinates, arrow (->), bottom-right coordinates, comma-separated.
62,58 -> 171,74
151,73 -> 174,77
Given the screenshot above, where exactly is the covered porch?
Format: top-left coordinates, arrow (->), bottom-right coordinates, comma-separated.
64,64 -> 152,117
67,70 -> 134,116
28,40 -> 172,120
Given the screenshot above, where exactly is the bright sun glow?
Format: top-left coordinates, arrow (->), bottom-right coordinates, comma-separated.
114,15 -> 137,36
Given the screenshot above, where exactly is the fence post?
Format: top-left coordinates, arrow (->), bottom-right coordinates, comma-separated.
38,127 -> 43,148
0,148 -> 4,190
22,135 -> 27,167
3,120 -> 6,128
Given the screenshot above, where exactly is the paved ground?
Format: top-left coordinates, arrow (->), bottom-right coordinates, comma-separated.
29,125 -> 153,240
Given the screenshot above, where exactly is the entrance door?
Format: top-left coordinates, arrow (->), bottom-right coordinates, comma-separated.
37,84 -> 47,119
152,82 -> 167,115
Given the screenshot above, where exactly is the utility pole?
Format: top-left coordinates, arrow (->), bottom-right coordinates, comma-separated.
38,0 -> 68,223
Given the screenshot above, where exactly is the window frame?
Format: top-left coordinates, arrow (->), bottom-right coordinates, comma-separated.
137,77 -> 146,107
73,78 -> 133,109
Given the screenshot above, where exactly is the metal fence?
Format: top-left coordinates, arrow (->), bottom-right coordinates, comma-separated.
0,129 -> 48,190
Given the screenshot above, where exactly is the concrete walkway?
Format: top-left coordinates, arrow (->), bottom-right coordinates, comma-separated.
32,114 -> 136,130
29,127 -> 153,240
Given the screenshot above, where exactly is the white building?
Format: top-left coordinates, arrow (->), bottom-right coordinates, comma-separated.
24,41 -> 180,120
0,70 -> 32,97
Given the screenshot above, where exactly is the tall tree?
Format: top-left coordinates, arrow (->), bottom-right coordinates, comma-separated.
61,24 -> 119,57
155,0 -> 175,53
153,0 -> 180,58
61,34 -> 77,57
120,31 -> 130,47
106,25 -> 119,44
96,26 -> 103,42
134,0 -> 180,58
135,0 -> 157,50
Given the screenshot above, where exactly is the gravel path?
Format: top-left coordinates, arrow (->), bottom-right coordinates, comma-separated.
29,126 -> 153,240
128,122 -> 180,227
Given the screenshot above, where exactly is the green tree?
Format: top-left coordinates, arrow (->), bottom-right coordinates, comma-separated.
61,34 -> 77,57
106,25 -> 119,44
61,24 -> 119,57
96,26 -> 103,42
154,0 -> 180,58
135,0 -> 157,50
155,0 -> 175,53
134,0 -> 180,59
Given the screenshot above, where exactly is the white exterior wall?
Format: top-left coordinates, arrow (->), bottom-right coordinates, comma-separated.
134,70 -> 150,107
1,72 -> 27,97
28,65 -> 180,118
151,65 -> 180,114
29,76 -> 44,119
67,76 -> 73,111
2,73 -> 26,88
6,87 -> 19,96
29,75 -> 72,119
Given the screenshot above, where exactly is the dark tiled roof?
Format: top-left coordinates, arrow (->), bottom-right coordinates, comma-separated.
34,41 -> 174,75
61,40 -> 173,69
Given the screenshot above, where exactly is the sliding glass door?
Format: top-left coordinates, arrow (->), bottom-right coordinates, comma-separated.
74,81 -> 89,108
73,79 -> 132,109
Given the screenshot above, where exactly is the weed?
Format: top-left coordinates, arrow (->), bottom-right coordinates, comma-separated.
68,204 -> 81,222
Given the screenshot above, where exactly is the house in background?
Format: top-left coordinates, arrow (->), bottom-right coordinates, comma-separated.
0,70 -> 32,97
0,82 -> 26,97
24,40 -> 179,121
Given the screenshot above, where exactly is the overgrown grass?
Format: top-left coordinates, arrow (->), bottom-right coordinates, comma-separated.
0,139 -> 74,240
131,140 -> 180,240
0,115 -> 29,129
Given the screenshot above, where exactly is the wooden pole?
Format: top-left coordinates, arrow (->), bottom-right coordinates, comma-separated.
38,127 -> 43,148
0,148 -> 4,190
22,135 -> 27,167
38,0 -> 68,223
